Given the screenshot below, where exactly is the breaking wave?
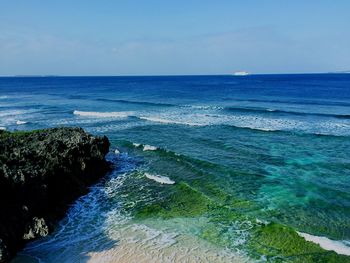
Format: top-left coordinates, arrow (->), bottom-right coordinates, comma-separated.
16,120 -> 27,125
144,173 -> 175,185
73,110 -> 133,118
131,143 -> 158,151
139,116 -> 204,126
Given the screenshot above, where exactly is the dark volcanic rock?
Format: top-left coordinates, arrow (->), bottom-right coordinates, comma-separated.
0,127 -> 110,262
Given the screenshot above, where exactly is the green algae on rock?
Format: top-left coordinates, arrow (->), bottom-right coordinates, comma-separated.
136,182 -> 212,219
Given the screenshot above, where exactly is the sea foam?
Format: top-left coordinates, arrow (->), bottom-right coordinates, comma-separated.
144,173 -> 175,185
73,110 -> 132,118
0,127 -> 6,131
297,232 -> 350,256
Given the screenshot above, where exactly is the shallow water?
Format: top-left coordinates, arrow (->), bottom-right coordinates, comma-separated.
1,75 -> 349,262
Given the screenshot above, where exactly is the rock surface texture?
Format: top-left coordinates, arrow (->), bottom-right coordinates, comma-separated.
0,127 -> 110,262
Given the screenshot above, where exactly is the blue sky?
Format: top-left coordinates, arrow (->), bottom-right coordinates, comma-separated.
0,1 -> 349,75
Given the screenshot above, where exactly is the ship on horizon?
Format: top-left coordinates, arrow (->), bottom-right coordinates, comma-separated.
232,71 -> 250,76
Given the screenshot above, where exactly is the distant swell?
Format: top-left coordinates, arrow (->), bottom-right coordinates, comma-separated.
224,106 -> 350,119
225,98 -> 350,107
96,98 -> 175,107
220,124 -> 350,138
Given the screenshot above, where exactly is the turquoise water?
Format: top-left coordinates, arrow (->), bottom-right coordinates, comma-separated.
1,75 -> 350,262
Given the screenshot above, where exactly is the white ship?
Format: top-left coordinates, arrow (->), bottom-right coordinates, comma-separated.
233,71 -> 250,76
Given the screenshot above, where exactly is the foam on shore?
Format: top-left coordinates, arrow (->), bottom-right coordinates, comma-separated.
297,232 -> 350,256
144,173 -> 175,185
73,110 -> 132,118
87,224 -> 245,263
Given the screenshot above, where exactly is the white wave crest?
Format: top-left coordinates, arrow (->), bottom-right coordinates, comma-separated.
73,110 -> 132,118
144,173 -> 175,185
16,120 -> 27,125
0,95 -> 9,99
297,232 -> 350,256
0,127 -> 6,131
131,143 -> 157,151
143,144 -> 158,151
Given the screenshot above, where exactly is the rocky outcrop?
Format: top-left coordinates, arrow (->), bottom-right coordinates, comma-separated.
0,127 -> 110,262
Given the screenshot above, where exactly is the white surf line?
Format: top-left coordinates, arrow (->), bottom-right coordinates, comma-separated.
297,232 -> 350,256
73,110 -> 132,118
144,173 -> 175,185
139,116 -> 183,124
0,127 -> 6,131
139,116 -> 202,126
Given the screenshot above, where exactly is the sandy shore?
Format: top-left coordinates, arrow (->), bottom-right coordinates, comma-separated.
85,217 -> 250,263
87,233 -> 248,263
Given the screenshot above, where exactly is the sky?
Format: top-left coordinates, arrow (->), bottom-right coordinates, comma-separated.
0,1 -> 350,76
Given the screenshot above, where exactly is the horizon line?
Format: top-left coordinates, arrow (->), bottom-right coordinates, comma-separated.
0,72 -> 349,78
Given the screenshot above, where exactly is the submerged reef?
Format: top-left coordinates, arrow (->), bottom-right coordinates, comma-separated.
0,128 -> 110,262
136,182 -> 350,262
130,155 -> 350,262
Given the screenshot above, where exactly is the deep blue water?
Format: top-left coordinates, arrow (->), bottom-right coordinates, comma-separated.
1,74 -> 350,135
1,74 -> 350,262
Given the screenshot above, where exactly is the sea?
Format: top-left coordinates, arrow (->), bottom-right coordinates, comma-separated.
1,74 -> 349,262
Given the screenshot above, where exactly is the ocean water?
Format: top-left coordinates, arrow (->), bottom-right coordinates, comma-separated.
1,74 -> 350,262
